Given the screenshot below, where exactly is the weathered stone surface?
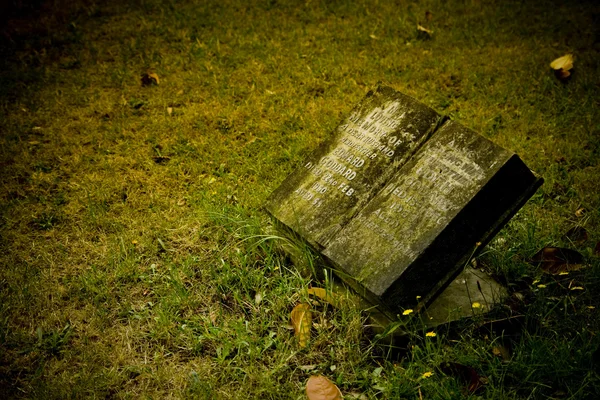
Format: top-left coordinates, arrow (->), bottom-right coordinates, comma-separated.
323,120 -> 541,312
423,267 -> 508,327
266,86 -> 443,249
323,267 -> 508,335
267,86 -> 542,315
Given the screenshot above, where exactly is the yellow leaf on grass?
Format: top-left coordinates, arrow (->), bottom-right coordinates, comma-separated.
307,287 -> 340,307
550,54 -> 574,81
403,309 -> 414,316
550,54 -> 574,71
149,72 -> 160,83
291,303 -> 312,349
306,375 -> 343,400
417,24 -> 433,35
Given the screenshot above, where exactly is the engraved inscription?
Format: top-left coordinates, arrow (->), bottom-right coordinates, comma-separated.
356,142 -> 485,261
266,87 -> 442,248
288,99 -> 434,209
321,118 -> 530,303
341,100 -> 410,159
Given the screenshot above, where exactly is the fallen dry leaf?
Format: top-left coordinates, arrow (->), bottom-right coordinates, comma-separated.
531,247 -> 584,275
141,72 -> 160,86
550,54 -> 574,71
291,303 -> 312,349
306,375 -> 343,400
550,54 -> 573,82
555,69 -> 571,80
307,287 -> 340,307
417,24 -> 433,36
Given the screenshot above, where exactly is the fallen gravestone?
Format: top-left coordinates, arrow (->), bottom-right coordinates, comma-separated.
267,86 -> 542,318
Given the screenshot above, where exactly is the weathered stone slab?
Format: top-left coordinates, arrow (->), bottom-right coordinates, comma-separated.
266,86 -> 443,249
323,120 -> 541,312
266,86 -> 542,315
323,267 -> 508,335
422,267 -> 508,327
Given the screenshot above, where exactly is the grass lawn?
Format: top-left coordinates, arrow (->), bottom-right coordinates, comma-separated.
1,0 -> 599,398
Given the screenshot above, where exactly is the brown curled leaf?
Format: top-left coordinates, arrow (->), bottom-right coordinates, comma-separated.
306,375 -> 343,400
530,247 -> 584,275
555,69 -> 571,80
